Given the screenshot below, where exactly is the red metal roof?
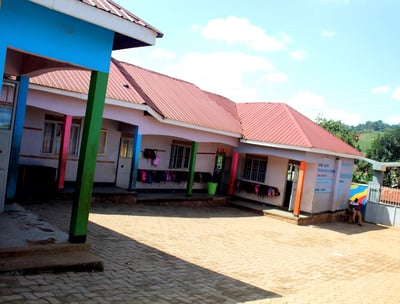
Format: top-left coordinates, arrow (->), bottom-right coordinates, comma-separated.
30,58 -> 363,157
237,102 -> 363,156
81,0 -> 163,38
204,91 -> 240,123
30,61 -> 146,105
113,60 -> 243,134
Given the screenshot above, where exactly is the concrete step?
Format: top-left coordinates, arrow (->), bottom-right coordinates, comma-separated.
0,243 -> 103,274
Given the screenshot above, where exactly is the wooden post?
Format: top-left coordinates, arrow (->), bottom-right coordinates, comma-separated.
69,71 -> 108,243
293,161 -> 306,217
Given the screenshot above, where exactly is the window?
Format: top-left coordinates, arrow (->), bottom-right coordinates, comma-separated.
41,115 -> 80,156
0,81 -> 16,130
97,129 -> 107,155
120,138 -> 133,158
243,155 -> 267,183
169,142 -> 191,169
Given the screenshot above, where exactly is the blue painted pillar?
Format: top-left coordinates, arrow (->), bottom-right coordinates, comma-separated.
6,76 -> 29,202
69,71 -> 108,243
0,47 -> 5,90
128,129 -> 141,191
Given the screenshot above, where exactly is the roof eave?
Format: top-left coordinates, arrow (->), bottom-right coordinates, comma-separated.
29,0 -> 161,49
29,84 -> 242,139
240,139 -> 364,160
146,107 -> 242,139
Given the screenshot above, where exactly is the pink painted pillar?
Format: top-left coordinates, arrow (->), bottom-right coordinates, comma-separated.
228,152 -> 239,195
57,115 -> 72,190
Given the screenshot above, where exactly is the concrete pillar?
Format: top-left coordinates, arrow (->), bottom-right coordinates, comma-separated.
57,115 -> 72,191
186,141 -> 198,197
128,127 -> 141,192
228,152 -> 239,195
293,161 -> 306,217
372,170 -> 384,185
69,70 -> 108,243
6,76 -> 29,202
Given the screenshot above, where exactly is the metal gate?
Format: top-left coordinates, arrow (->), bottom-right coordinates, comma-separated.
365,182 -> 400,226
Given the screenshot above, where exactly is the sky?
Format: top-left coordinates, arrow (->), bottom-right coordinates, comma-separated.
112,0 -> 400,126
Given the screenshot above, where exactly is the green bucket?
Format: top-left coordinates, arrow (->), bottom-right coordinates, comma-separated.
207,182 -> 218,195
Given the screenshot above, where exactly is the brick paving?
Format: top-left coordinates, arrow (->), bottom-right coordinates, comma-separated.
1,200 -> 400,303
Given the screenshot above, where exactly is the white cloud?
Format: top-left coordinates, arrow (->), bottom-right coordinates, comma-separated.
391,86 -> 400,99
387,115 -> 400,124
289,48 -> 307,60
111,49 -> 143,66
149,48 -> 176,59
201,16 -> 288,52
372,85 -> 391,94
163,51 -> 273,101
321,30 -> 336,38
288,91 -> 361,125
266,72 -> 288,83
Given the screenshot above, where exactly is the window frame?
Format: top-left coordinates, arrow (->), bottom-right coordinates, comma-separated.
120,137 -> 133,158
169,141 -> 191,169
97,129 -> 107,156
243,155 -> 268,183
41,115 -> 81,157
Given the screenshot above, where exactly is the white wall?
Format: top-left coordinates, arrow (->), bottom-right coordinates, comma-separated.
28,89 -> 239,146
234,154 -> 287,206
137,136 -> 229,190
301,162 -> 317,213
20,107 -> 120,183
302,157 -> 354,214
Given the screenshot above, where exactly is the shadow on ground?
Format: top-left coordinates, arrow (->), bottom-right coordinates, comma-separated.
2,200 -> 280,303
310,219 -> 389,236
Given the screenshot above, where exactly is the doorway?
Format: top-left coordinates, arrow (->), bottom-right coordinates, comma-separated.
0,80 -> 17,209
283,161 -> 299,210
116,137 -> 133,189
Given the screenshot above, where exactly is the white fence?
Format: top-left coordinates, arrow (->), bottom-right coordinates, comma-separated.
365,183 -> 400,226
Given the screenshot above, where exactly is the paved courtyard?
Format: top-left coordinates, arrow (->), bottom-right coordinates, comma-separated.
1,200 -> 400,303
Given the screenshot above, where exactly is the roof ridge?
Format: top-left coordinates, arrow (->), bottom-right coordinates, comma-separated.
111,58 -> 164,116
114,58 -> 201,87
82,0 -> 164,38
281,103 -> 314,147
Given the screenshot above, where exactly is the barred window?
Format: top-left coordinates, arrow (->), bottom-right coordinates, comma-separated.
243,156 -> 267,183
41,115 -> 81,156
169,142 -> 191,169
120,138 -> 133,158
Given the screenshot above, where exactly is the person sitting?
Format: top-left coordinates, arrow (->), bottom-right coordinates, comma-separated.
348,198 -> 363,226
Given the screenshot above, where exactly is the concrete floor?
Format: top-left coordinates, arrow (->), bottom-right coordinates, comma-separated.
0,203 -> 68,249
0,199 -> 399,303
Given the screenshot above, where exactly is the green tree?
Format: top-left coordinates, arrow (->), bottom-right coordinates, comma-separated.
315,116 -> 359,148
366,127 -> 400,162
316,116 -> 371,183
366,126 -> 400,187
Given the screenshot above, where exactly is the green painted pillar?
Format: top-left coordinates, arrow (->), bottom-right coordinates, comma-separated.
186,141 -> 198,197
69,71 -> 108,243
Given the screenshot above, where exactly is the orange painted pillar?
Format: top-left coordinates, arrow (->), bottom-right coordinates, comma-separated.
293,161 -> 306,217
57,115 -> 72,190
228,152 -> 239,195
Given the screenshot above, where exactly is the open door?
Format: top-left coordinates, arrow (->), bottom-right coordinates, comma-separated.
116,137 -> 133,189
283,161 -> 299,211
0,80 -> 17,209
